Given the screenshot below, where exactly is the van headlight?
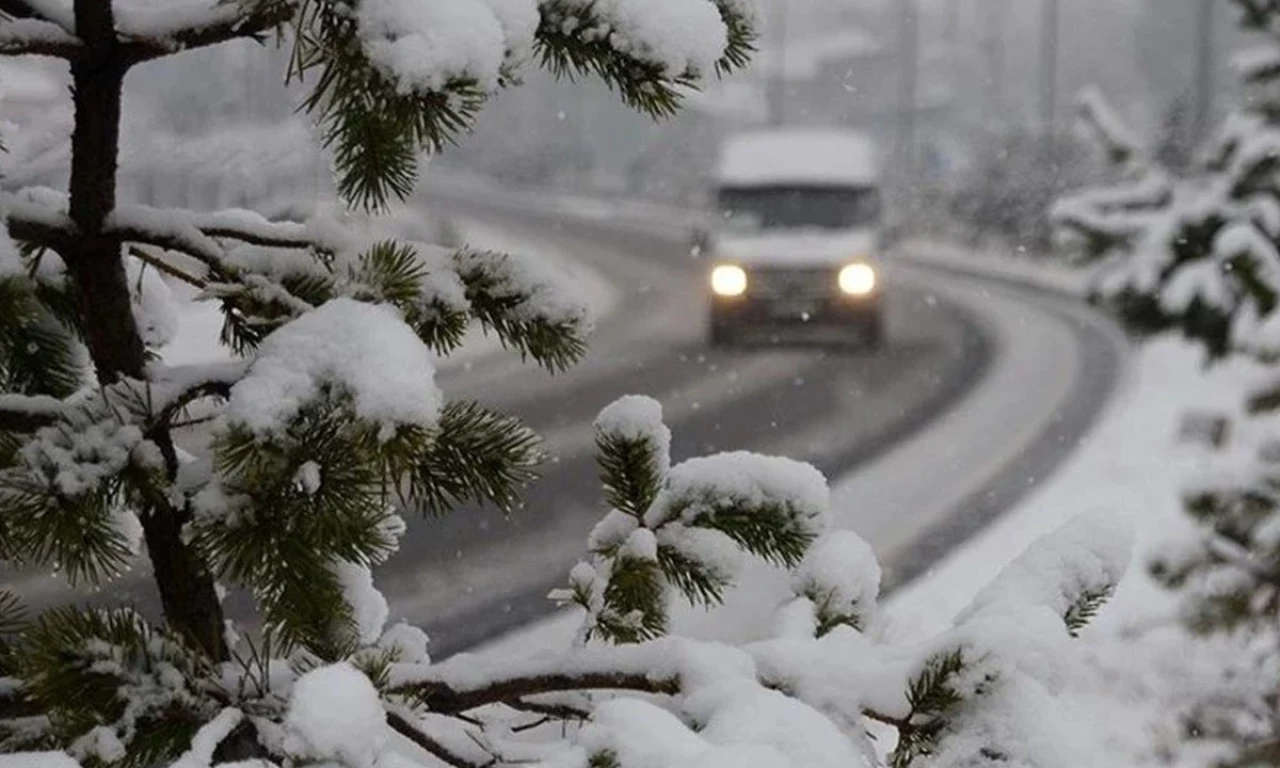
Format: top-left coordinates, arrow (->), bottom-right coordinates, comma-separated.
838,263 -> 876,296
711,264 -> 748,296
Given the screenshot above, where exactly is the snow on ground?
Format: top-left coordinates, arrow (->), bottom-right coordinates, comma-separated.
885,336 -> 1254,767
465,237 -> 1112,659
898,239 -> 1094,297
466,305 -> 1232,768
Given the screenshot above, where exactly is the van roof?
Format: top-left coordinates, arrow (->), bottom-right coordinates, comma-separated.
716,129 -> 880,187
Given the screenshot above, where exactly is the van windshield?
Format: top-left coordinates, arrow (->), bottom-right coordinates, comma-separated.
717,185 -> 882,233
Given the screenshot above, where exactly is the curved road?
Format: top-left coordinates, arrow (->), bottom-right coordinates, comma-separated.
3,186 -> 1126,659
379,184 -> 1126,655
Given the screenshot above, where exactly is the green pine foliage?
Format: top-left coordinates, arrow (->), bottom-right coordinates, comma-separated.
0,3 -> 1140,768
0,0 -> 761,763
272,0 -> 758,210
562,405 -> 825,643
0,264 -> 82,400
1062,585 -> 1115,637
1053,0 -> 1280,359
889,649 -> 969,768
1052,3 -> 1280,764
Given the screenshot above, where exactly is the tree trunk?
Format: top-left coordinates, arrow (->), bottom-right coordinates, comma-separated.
141,506 -> 229,660
64,0 -> 229,661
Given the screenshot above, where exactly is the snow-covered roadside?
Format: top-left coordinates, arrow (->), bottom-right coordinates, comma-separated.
897,238 -> 1093,297
463,285 -> 1215,768
884,336 -> 1253,767
463,251 -> 1122,662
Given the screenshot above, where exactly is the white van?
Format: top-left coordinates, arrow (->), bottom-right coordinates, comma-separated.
696,128 -> 886,348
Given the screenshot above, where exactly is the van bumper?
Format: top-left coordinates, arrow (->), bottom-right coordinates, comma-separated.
709,294 -> 883,344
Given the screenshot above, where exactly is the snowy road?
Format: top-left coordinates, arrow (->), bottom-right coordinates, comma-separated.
0,187 -> 1124,659
369,185 -> 1126,655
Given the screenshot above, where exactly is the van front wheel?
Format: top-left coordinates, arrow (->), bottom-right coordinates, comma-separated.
860,314 -> 885,350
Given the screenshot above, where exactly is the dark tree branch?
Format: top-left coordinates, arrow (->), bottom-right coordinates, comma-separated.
0,0 -> 37,18
390,660 -> 913,735
6,202 -> 314,263
128,246 -> 207,289
108,225 -> 235,274
198,223 -> 313,250
506,698 -> 590,721
386,711 -> 488,768
390,670 -> 678,715
0,19 -> 85,59
120,2 -> 295,64
0,0 -> 73,31
151,375 -> 238,434
0,395 -> 63,433
4,212 -> 75,254
108,219 -> 313,276
0,683 -> 41,720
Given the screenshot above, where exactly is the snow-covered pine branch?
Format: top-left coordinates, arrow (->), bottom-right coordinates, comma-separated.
0,2 -> 1131,768
285,0 -> 757,209
1053,61 -> 1280,357
1076,85 -> 1143,170
1053,7 -> 1280,764
0,188 -> 591,367
376,416 -> 1133,768
1236,0 -> 1280,39
0,364 -> 1135,768
1,0 -> 757,211
0,16 -> 80,58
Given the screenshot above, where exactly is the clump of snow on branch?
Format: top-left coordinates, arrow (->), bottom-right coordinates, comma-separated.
334,560 -> 390,646
223,298 -> 441,436
454,247 -> 596,329
595,394 -> 672,473
379,622 -> 431,665
548,0 -> 729,75
357,0 -> 535,93
17,408 -> 151,498
285,663 -> 387,768
788,530 -> 881,632
957,511 -> 1133,631
1233,45 -> 1280,82
169,708 -> 244,768
646,451 -> 829,533
356,0 -> 738,98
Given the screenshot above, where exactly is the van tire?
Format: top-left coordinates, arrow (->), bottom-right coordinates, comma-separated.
861,315 -> 884,351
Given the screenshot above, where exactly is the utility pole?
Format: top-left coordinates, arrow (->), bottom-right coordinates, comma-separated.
766,0 -> 787,126
982,0 -> 1006,133
1193,0 -> 1216,141
1039,0 -> 1059,138
944,0 -> 960,47
897,0 -> 919,189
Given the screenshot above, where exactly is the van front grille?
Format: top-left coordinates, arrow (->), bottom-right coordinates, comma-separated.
747,267 -> 837,298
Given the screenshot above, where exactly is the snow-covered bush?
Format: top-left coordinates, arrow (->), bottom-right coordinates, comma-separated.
1052,3 -> 1280,763
949,129 -> 1094,252
1053,1 -> 1280,360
